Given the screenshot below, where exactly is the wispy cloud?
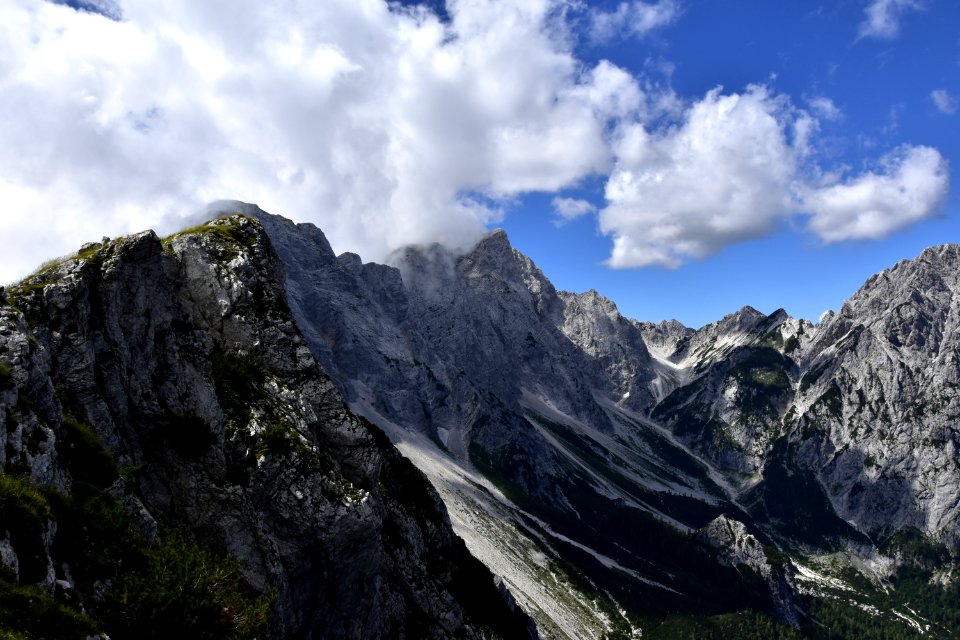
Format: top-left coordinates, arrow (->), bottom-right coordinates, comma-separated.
552,197 -> 596,226
808,96 -> 842,121
931,89 -> 957,115
590,0 -> 681,43
857,0 -> 924,40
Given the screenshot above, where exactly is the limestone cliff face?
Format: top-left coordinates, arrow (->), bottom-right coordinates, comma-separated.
246,207 -> 782,634
790,244 -> 960,548
556,289 -> 656,411
0,215 -> 534,639
8,204 -> 957,638
244,203 -> 960,628
251,208 -> 626,486
640,246 -> 960,551
650,307 -> 802,475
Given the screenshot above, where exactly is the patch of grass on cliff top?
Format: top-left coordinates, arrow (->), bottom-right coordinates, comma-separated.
0,472 -> 51,537
162,214 -> 256,260
0,362 -> 14,391
5,242 -> 108,309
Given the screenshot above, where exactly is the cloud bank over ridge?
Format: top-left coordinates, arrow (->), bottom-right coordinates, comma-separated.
0,0 -> 950,282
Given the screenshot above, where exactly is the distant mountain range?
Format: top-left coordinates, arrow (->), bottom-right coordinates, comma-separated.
1,202 -> 957,639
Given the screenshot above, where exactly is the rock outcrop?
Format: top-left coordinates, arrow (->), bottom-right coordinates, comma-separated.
698,515 -> 802,626
790,244 -> 960,548
5,203 -> 959,639
0,214 -> 535,639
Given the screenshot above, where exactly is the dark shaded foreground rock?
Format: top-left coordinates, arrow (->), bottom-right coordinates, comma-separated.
0,214 -> 536,639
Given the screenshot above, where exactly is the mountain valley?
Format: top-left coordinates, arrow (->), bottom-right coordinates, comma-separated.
1,205 -> 958,639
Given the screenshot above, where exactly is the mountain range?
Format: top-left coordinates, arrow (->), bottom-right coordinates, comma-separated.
1,203 -> 957,639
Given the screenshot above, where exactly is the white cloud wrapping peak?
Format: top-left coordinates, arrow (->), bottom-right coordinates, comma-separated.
590,0 -> 680,43
804,145 -> 949,242
858,0 -> 923,40
0,0 -> 642,282
931,89 -> 957,115
0,0 -> 950,283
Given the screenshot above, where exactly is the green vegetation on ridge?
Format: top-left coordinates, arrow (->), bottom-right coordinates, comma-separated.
161,214 -> 256,261
0,413 -> 273,640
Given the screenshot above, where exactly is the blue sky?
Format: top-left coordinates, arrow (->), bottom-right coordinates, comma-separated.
1,0 -> 957,327
497,0 -> 960,326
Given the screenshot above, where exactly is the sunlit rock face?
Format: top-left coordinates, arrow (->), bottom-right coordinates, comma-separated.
253,202 -> 959,636
8,201 -> 956,639
790,244 -> 960,548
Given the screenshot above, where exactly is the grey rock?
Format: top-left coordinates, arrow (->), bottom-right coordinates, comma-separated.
650,307 -> 800,473
700,514 -> 773,576
0,533 -> 18,582
790,244 -> 960,548
699,515 -> 803,626
9,202 -> 959,638
250,207 -> 960,632
0,213 -> 534,639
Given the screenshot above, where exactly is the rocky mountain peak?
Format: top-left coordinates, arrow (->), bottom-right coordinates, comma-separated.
390,242 -> 460,301
336,251 -> 364,273
768,307 -> 790,323
699,515 -> 771,575
477,227 -> 511,248
458,228 -> 526,284
6,206 -> 959,639
576,289 -> 620,316
658,305 -> 790,374
717,305 -> 768,330
840,243 -> 960,313
809,243 -> 960,361
637,318 -> 694,359
247,205 -> 339,268
645,318 -> 689,332
0,213 -> 535,639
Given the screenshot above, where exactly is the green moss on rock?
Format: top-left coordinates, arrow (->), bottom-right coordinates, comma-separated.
0,363 -> 13,391
162,215 -> 256,262
0,473 -> 52,584
101,530 -> 274,640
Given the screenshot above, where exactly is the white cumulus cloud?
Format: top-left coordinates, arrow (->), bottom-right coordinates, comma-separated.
857,0 -> 923,40
0,0 -> 950,283
590,0 -> 680,43
804,145 -> 949,242
597,85 -> 949,268
0,0 -> 641,283
600,86 -> 800,268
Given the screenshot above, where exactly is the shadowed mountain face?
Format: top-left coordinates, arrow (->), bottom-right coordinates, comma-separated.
244,204 -> 960,637
3,204 -> 959,639
0,215 -> 535,639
